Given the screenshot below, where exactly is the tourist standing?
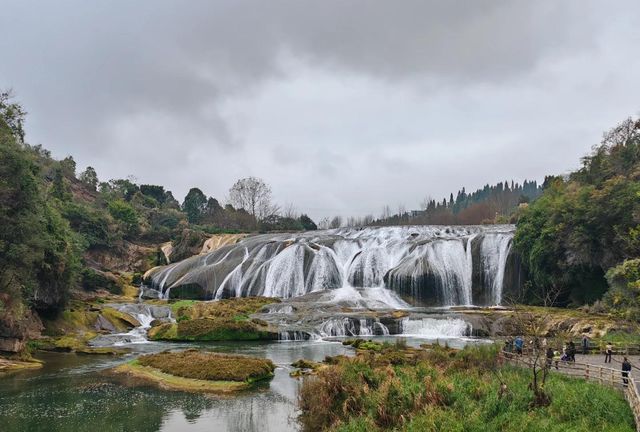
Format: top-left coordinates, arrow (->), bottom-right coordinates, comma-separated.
567,341 -> 576,363
605,342 -> 613,363
515,336 -> 524,355
582,335 -> 589,355
622,357 -> 632,386
545,347 -> 554,369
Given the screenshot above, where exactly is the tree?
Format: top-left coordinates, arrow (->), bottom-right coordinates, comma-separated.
60,156 -> 76,177
0,114 -> 80,316
51,166 -> 72,201
299,214 -> 317,231
139,184 -> 166,204
228,177 -> 276,223
79,166 -> 98,191
108,199 -> 139,237
182,187 -> 208,223
329,216 -> 342,229
0,90 -> 26,143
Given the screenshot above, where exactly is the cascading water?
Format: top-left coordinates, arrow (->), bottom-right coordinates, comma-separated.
317,317 -> 390,337
143,225 -> 517,307
480,233 -> 513,305
401,317 -> 471,338
88,304 -> 174,347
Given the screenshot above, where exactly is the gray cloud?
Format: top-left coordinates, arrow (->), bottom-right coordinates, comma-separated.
0,0 -> 639,220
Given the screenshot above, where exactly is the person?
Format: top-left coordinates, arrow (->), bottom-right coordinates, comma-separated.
582,335 -> 589,355
622,357 -> 632,386
514,336 -> 524,356
567,341 -> 576,363
504,338 -> 513,353
545,347 -> 554,368
553,349 -> 561,370
605,342 -> 613,363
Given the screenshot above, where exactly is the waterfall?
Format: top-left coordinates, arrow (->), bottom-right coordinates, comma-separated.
480,233 -> 513,305
317,317 -> 390,337
144,225 -> 517,307
88,304 -> 173,347
401,317 -> 471,338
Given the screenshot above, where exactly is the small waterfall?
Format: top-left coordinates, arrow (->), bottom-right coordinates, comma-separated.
317,317 -> 390,337
278,331 -> 314,341
88,304 -> 173,347
401,317 -> 471,338
480,233 -> 513,305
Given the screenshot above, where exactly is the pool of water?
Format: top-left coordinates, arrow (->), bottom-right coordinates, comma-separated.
0,336 -> 489,432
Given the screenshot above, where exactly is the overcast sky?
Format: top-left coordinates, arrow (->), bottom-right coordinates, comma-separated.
1,1 -> 639,221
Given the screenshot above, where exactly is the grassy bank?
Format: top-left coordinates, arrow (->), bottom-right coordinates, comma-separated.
148,297 -> 279,341
112,349 -> 275,393
298,344 -> 635,432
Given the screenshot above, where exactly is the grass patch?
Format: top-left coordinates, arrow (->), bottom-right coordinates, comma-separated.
136,349 -> 275,382
298,344 -> 635,432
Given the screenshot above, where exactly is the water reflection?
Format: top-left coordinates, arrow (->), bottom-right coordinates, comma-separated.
0,337 -> 488,431
0,341 -> 351,432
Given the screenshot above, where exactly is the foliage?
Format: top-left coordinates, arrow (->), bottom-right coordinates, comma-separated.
181,187 -> 208,223
259,214 -> 304,232
373,179 -> 542,226
299,214 -> 318,230
604,259 -> 640,320
0,90 -> 26,143
78,166 -> 98,191
515,117 -> 640,307
108,199 -> 139,237
298,345 -> 634,432
0,115 -> 81,316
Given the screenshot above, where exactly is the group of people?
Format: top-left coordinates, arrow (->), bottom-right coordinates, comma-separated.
504,335 -> 635,387
545,340 -> 577,369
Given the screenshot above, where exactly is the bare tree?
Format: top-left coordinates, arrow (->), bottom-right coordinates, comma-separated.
381,205 -> 392,220
228,177 -> 277,222
282,203 -> 298,219
318,217 -> 330,230
505,286 -> 562,408
329,215 -> 342,229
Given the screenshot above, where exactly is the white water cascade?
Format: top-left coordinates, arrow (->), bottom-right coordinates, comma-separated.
401,317 -> 471,338
144,225 -> 517,307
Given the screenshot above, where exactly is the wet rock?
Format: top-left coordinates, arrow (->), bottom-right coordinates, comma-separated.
94,315 -> 117,333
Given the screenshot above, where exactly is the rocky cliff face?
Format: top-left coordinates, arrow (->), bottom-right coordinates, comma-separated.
0,298 -> 43,353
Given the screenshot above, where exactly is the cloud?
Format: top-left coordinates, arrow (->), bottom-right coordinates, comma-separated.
0,0 -> 638,220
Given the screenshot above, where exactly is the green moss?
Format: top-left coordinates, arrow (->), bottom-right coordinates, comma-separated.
0,357 -> 43,373
149,297 -> 279,341
100,307 -> 141,330
135,349 -> 275,382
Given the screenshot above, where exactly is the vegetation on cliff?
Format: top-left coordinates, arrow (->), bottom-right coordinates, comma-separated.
298,344 -> 634,432
514,117 -> 640,310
